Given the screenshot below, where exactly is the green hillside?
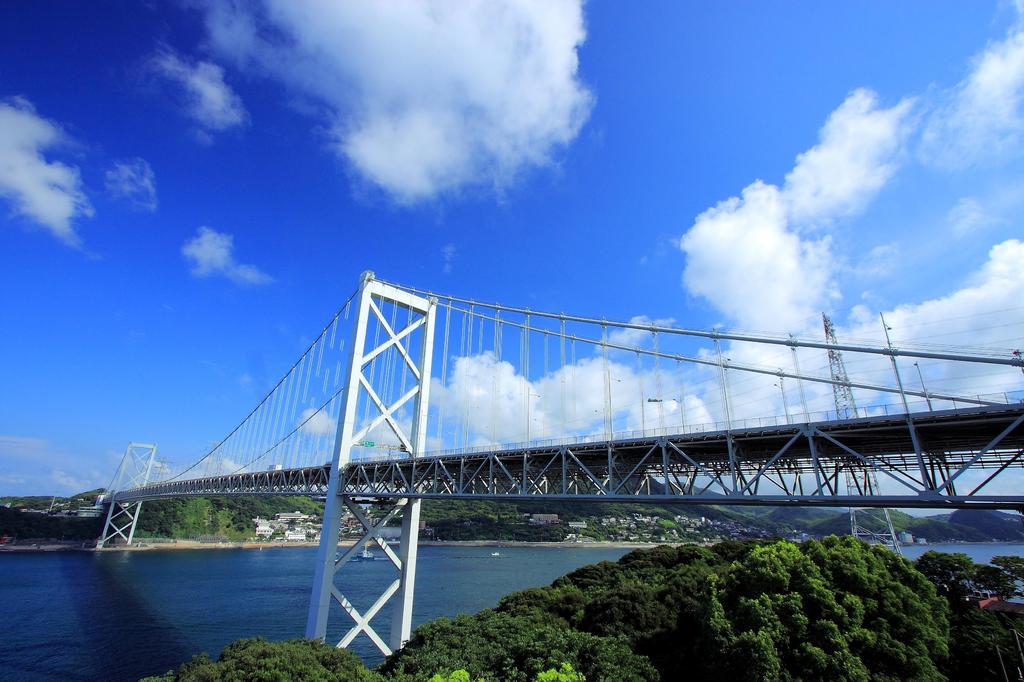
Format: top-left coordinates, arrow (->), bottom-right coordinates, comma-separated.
135,496 -> 324,540
4,489 -> 1022,543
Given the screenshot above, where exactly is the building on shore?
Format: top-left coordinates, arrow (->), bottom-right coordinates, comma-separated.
254,518 -> 273,538
275,511 -> 312,523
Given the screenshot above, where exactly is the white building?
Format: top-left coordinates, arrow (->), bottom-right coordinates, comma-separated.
275,511 -> 312,522
284,529 -> 307,542
254,517 -> 273,538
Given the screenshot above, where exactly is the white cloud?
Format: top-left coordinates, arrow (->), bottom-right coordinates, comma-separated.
923,13 -> 1024,167
181,226 -> 272,286
947,196 -> 1001,237
785,90 -> 914,224
680,181 -> 836,332
0,97 -> 93,246
298,407 -> 336,436
442,243 -> 456,274
105,158 -> 158,211
151,48 -> 248,135
203,0 -> 593,202
679,89 -> 913,332
51,469 -> 99,493
0,435 -> 51,459
430,348 -> 716,449
606,315 -> 675,349
852,242 -> 900,278
0,435 -> 106,495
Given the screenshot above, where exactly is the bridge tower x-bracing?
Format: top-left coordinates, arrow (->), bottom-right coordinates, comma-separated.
306,272 -> 436,655
822,313 -> 902,554
98,442 -> 158,547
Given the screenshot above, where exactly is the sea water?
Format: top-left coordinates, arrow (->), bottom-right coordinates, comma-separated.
0,545 -> 628,681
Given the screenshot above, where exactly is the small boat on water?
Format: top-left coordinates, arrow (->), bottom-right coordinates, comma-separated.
349,546 -> 377,562
490,551 -> 501,557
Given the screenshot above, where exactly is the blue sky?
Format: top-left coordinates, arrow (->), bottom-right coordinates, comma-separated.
2,1 -> 1023,495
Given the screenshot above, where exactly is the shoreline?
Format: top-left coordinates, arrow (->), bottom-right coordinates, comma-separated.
110,538 -> 664,552
1,538 -> 677,553
2,538 -> 1022,554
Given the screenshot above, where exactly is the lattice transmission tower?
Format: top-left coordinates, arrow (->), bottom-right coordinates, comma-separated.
822,314 -> 902,554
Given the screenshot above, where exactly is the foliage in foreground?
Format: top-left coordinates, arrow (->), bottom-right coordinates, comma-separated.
140,638 -> 381,682
482,537 -> 951,682
143,538 -> 1024,682
141,638 -> 584,682
914,550 -> 1024,681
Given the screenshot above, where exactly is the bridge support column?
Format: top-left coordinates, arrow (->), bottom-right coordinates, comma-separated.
306,271 -> 436,655
390,498 -> 420,650
98,442 -> 157,548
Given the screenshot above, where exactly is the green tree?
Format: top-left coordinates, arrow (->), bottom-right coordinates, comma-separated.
719,540 -> 869,681
379,610 -> 658,682
428,671 -> 478,682
140,638 -> 381,682
914,551 -> 1024,681
972,564 -> 1016,598
991,555 -> 1024,597
941,608 -> 1021,682
915,550 -> 975,605
804,536 -> 948,681
535,663 -> 585,682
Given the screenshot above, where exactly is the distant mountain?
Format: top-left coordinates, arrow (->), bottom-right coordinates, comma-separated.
945,510 -> 1024,541
692,504 -> 1023,543
0,489 -> 104,512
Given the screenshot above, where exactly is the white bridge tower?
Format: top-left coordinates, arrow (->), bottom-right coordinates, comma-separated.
98,442 -> 158,547
306,272 -> 436,655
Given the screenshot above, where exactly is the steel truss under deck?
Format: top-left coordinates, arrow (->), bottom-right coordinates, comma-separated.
340,404 -> 1024,509
115,465 -> 332,500
117,403 -> 1024,510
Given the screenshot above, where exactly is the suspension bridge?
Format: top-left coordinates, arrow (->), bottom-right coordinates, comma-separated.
97,272 -> 1024,656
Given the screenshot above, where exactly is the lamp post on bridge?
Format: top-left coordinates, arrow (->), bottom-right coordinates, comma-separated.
774,377 -> 792,425
881,312 -> 929,488
914,362 -> 934,411
881,313 -> 913,415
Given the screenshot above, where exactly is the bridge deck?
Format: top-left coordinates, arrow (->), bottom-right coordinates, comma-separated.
115,404 -> 1024,510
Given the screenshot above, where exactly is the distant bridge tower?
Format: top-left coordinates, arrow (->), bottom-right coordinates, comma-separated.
306,272 -> 436,655
822,314 -> 902,554
98,442 -> 157,547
